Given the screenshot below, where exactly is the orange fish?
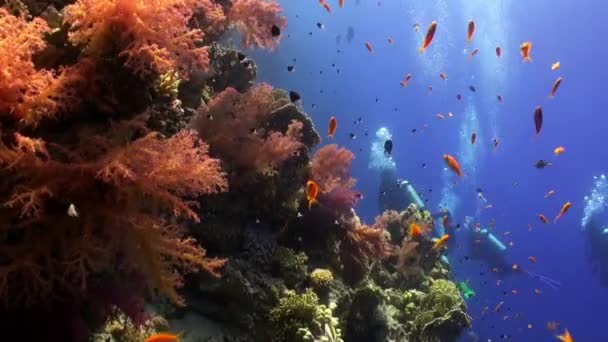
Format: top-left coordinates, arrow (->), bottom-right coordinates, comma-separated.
443,154 -> 462,176
556,329 -> 574,342
549,76 -> 563,98
409,223 -> 422,238
439,73 -> 448,80
539,214 -> 550,224
528,256 -> 537,263
339,0 -> 344,8
554,146 -> 565,156
467,20 -> 475,43
365,41 -> 373,52
319,0 -> 332,13
545,190 -> 555,198
419,21 -> 438,53
551,61 -> 561,70
469,48 -> 479,59
432,234 -> 450,251
436,113 -> 445,120
496,46 -> 502,58
400,73 -> 412,87
554,201 -> 572,223
328,116 -> 337,138
306,180 -> 319,209
520,41 -> 532,62
494,301 -> 504,312
146,332 -> 184,342
471,132 -> 477,144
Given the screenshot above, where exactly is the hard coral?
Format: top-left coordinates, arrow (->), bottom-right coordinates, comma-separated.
228,0 -> 287,50
0,129 -> 228,306
64,0 -> 225,78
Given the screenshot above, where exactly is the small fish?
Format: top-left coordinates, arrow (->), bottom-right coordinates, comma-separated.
317,22 -> 325,29
413,23 -> 420,32
339,0 -> 344,8
554,201 -> 572,223
287,65 -> 295,72
534,105 -> 543,134
271,25 -> 281,37
556,329 -> 574,342
387,37 -> 393,44
400,73 -> 412,87
535,160 -> 552,169
551,61 -> 561,70
496,46 -> 502,58
432,234 -> 450,251
494,301 -> 504,312
554,146 -> 565,156
468,48 -> 479,59
467,19 -> 475,43
409,223 -> 422,238
384,139 -> 393,155
447,112 -> 454,118
520,41 -> 532,62
497,94 -> 503,103
67,203 -> 78,217
528,256 -> 537,263
469,85 -> 476,92
145,332 -> 184,342
493,138 -> 500,149
549,76 -> 563,98
471,132 -> 477,144
328,116 -> 337,138
436,113 -> 445,120
365,41 -> 373,52
306,180 -> 319,209
539,214 -> 550,224
419,21 -> 438,53
545,190 -> 555,198
349,133 -> 356,139
443,154 -> 463,176
456,94 -> 462,101
320,0 -> 332,13
439,73 -> 448,80
289,90 -> 301,102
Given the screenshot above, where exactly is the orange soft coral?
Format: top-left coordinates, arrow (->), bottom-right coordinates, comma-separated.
64,0 -> 226,78
192,84 -> 304,174
0,129 -> 227,306
311,144 -> 356,193
340,215 -> 393,271
228,0 -> 287,50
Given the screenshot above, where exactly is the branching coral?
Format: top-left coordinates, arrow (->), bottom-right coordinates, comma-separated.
340,214 -> 393,275
0,129 -> 228,306
63,0 -> 225,78
192,84 -> 304,174
228,0 -> 287,50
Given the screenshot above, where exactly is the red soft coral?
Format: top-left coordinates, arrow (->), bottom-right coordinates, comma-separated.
0,129 -> 227,306
192,84 -> 304,174
64,0 -> 225,78
228,0 -> 287,50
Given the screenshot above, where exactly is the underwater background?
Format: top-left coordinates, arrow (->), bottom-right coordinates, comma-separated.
252,0 -> 606,341
0,0 -> 606,341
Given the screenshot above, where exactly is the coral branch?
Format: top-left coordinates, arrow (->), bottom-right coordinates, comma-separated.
228,0 -> 287,50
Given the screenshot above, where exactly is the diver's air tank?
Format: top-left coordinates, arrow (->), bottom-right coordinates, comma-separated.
400,180 -> 425,209
479,229 -> 507,252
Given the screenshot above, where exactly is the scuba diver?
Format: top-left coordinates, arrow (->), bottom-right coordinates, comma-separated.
582,174 -> 608,286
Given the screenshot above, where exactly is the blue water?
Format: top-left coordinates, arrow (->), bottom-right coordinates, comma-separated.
249,0 -> 605,340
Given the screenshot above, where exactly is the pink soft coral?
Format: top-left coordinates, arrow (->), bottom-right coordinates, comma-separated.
228,0 -> 287,50
0,129 -> 228,306
64,0 -> 226,78
192,85 -> 304,174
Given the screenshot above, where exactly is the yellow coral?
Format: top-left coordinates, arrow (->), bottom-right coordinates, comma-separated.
310,268 -> 334,289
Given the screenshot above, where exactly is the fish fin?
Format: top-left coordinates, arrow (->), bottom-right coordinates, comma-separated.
548,94 -> 554,99
308,198 -> 318,210
418,46 -> 425,53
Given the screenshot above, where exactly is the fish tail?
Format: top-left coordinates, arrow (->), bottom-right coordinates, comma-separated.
553,215 -> 559,223
328,133 -> 334,139
418,46 -> 425,53
308,198 -> 318,209
548,94 -> 554,99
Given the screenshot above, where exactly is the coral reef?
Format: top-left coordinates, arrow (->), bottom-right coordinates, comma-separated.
310,268 -> 334,291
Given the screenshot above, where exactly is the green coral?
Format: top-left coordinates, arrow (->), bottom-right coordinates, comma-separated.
411,279 -> 472,342
343,280 -> 389,342
273,247 -> 309,287
310,268 -> 334,290
270,289 -> 343,342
